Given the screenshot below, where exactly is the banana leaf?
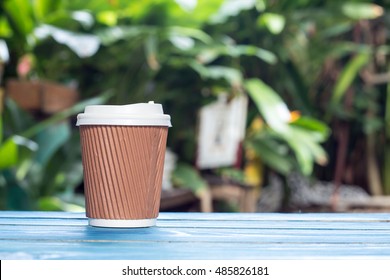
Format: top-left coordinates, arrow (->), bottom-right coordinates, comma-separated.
245,78 -> 290,134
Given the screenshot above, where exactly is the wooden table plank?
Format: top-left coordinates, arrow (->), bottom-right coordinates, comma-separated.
1,211 -> 389,220
0,212 -> 389,260
0,226 -> 389,245
1,212 -> 389,229
1,240 -> 390,260
1,218 -> 389,230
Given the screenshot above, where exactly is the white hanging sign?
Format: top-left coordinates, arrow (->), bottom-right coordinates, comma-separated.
196,94 -> 248,169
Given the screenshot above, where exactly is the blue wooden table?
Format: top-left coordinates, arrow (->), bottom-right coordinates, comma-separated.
0,211 -> 389,260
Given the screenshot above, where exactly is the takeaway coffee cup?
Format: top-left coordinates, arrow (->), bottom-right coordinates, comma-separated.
76,101 -> 171,227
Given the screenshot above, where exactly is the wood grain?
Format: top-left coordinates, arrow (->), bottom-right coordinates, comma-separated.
0,212 -> 389,259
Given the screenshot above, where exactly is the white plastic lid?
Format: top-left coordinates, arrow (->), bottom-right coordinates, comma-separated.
76,101 -> 171,127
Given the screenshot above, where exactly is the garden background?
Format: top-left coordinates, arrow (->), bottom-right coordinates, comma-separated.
0,0 -> 389,212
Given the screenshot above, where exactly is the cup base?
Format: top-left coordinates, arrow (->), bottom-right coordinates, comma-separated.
89,218 -> 156,228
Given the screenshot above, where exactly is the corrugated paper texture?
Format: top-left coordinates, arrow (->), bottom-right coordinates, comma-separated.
80,125 -> 168,220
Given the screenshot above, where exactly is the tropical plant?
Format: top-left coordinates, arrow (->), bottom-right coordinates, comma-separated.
0,93 -> 111,210
2,0 -> 388,212
0,0 -> 332,210
254,0 -> 389,196
0,0 -> 110,210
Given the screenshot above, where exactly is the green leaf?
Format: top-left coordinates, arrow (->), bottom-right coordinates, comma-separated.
0,17 -> 13,38
13,135 -> 39,181
342,3 -> 383,20
171,163 -> 208,195
191,63 -> 243,86
4,0 -> 35,36
327,42 -> 372,59
97,11 -> 118,26
245,79 -> 290,134
331,52 -> 370,107
291,116 -> 330,142
288,140 -> 313,175
207,66 -> 242,85
321,22 -> 353,39
0,138 -> 18,169
196,44 -> 276,65
33,122 -> 70,167
248,139 -> 293,175
167,26 -> 212,44
235,45 -> 277,65
251,121 -> 329,176
34,0 -> 63,21
257,13 -> 286,34
283,126 -> 328,175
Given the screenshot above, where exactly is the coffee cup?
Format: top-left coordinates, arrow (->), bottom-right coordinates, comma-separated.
76,101 -> 171,227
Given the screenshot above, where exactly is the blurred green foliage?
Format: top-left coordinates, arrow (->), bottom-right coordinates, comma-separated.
0,0 -> 389,210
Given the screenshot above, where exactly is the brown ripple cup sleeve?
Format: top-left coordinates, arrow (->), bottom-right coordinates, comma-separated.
76,102 -> 171,228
